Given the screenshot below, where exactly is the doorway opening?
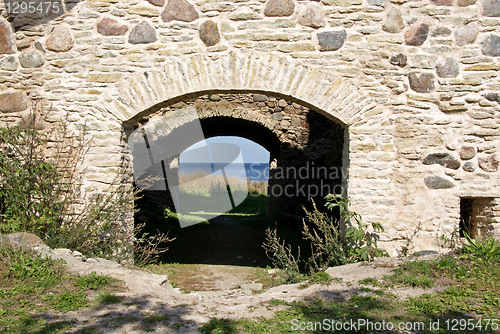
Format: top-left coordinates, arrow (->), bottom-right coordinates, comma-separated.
129,92 -> 347,291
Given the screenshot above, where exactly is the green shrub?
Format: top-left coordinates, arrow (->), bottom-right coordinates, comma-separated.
324,194 -> 388,263
302,200 -> 347,272
0,111 -> 139,261
0,116 -> 71,239
262,228 -> 303,283
263,194 -> 388,280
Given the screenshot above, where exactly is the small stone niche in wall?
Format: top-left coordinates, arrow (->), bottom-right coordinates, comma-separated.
459,197 -> 498,239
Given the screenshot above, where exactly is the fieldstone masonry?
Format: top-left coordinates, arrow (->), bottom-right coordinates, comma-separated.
1,0 -> 500,256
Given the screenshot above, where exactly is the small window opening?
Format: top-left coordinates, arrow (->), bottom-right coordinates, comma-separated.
459,197 -> 496,239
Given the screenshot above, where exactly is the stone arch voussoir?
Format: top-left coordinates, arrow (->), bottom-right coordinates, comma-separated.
102,51 -> 377,126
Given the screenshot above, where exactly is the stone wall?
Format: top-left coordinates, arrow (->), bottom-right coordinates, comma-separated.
1,0 -> 499,255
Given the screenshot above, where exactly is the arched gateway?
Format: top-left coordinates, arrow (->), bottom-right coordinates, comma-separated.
1,0 -> 499,256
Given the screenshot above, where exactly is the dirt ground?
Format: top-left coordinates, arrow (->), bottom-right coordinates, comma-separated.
4,223 -> 438,333
49,249 -> 406,334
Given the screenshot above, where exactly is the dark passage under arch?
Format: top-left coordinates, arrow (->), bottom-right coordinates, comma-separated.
131,92 -> 346,266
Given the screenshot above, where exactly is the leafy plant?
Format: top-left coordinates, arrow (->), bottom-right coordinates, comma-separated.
301,202 -> 348,273
440,225 -> 462,253
460,232 -> 500,262
324,194 -> 388,262
263,194 -> 387,281
262,227 -> 303,283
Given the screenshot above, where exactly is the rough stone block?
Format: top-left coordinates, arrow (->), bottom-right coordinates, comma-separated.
147,0 -> 165,7
408,72 -> 435,93
298,3 -> 326,29
97,18 -> 129,36
390,53 -> 407,67
458,0 -> 477,6
46,26 -> 74,52
368,0 -> 386,5
478,155 -> 499,172
253,94 -> 268,102
424,175 -> 455,189
0,19 -> 15,54
0,91 -> 28,113
162,0 -> 199,22
19,50 -> 44,68
264,0 -> 295,17
460,146 -> 476,160
431,0 -> 453,5
432,26 -> 451,37
405,23 -> 430,46
483,0 -> 500,17
128,21 -> 157,44
198,21 -> 220,47
455,22 -> 479,46
482,34 -> 500,56
483,92 -> 500,103
436,57 -> 460,78
423,152 -> 460,169
229,7 -> 260,21
317,30 -> 347,51
382,7 -> 404,34
0,56 -> 17,71
462,161 -> 476,172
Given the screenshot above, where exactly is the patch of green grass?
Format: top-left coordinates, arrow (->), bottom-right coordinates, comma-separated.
309,272 -> 334,285
50,291 -> 89,312
171,322 -> 184,329
0,244 -> 124,333
143,313 -> 169,323
3,247 -> 65,290
385,260 -> 436,288
402,274 -> 435,288
75,271 -> 117,290
268,299 -> 289,306
179,192 -> 268,218
299,272 -> 336,289
358,277 -> 381,286
435,256 -> 457,270
96,292 -> 121,305
201,318 -> 240,334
